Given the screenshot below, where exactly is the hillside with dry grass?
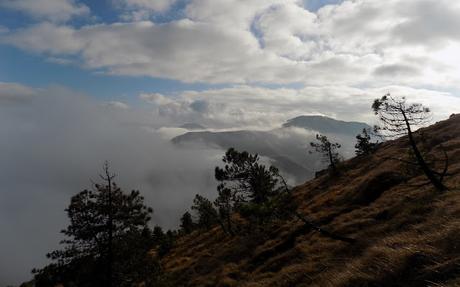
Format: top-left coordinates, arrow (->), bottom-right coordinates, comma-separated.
161,114 -> 460,287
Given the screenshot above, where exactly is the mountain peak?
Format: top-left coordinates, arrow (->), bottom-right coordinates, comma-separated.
282,115 -> 371,134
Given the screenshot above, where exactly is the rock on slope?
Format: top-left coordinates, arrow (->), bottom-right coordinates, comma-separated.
161,114 -> 460,287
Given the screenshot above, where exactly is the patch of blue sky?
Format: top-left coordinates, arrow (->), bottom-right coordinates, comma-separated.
78,0 -> 189,25
0,9 -> 35,29
78,0 -> 119,24
150,0 -> 190,24
303,0 -> 345,12
0,0 -> 189,30
249,13 -> 266,49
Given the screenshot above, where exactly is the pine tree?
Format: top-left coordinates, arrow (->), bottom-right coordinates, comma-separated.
355,128 -> 378,156
214,148 -> 288,233
372,94 -> 448,191
310,134 -> 341,173
191,194 -> 218,230
33,162 -> 156,287
180,211 -> 194,234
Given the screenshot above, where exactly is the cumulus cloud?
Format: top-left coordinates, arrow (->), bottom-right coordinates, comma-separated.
0,0 -> 90,22
2,22 -> 83,54
140,92 -> 175,105
2,0 -> 460,88
392,0 -> 460,47
185,0 -> 297,29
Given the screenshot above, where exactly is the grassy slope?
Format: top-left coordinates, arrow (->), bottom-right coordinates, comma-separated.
162,114 -> 460,287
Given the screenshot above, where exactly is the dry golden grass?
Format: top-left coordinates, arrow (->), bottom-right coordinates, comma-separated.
162,114 -> 460,286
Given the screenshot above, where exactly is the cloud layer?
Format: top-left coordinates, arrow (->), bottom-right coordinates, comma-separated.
140,85 -> 460,129
2,0 -> 460,88
0,83 -> 223,285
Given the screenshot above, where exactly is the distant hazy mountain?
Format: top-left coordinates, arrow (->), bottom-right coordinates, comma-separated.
179,123 -> 206,130
172,130 -> 313,182
283,115 -> 371,134
172,116 -> 371,183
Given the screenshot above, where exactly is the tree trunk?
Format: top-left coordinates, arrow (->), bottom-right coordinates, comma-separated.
402,111 -> 447,191
107,176 -> 113,287
226,210 -> 234,236
328,146 -> 336,173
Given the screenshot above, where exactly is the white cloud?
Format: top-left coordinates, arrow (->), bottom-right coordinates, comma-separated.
140,92 -> 175,105
139,85 -> 460,129
253,3 -> 318,60
2,0 -> 460,89
105,101 -> 130,110
2,22 -> 83,54
392,0 -> 460,47
185,0 -> 298,29
0,0 -> 89,22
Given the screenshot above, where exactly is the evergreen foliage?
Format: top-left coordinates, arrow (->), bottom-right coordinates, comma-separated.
157,230 -> 176,257
355,128 -> 378,156
191,194 -> 219,230
32,162 -> 159,287
214,148 -> 294,233
180,211 -> 195,234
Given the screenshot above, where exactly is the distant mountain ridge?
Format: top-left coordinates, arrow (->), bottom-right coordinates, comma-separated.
172,116 -> 371,183
172,130 -> 312,182
282,115 -> 371,134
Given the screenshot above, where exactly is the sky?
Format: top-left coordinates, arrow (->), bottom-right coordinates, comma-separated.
1,0 -> 460,285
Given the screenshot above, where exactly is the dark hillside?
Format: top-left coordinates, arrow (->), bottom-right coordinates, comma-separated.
161,114 -> 460,287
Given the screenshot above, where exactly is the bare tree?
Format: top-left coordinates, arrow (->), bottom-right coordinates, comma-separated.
310,134 -> 341,173
372,94 -> 447,191
100,161 -> 116,287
